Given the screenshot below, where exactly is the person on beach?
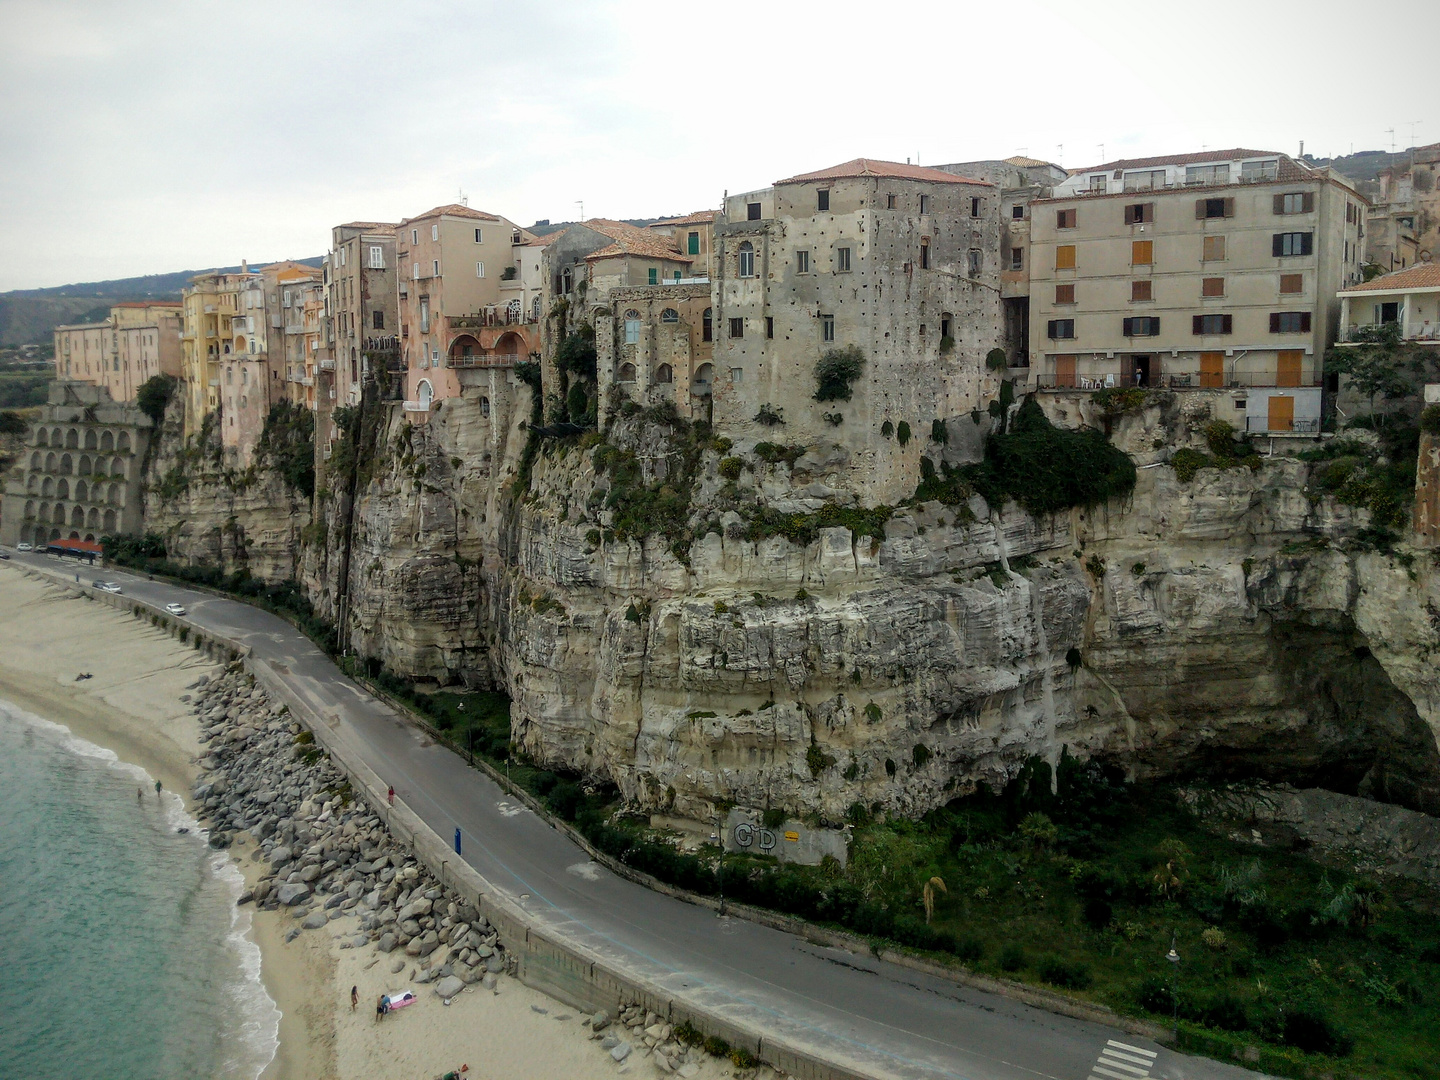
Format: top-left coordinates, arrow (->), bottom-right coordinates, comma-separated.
154,779 -> 162,798
137,787 -> 142,803
388,785 -> 395,806
375,994 -> 387,1022
350,985 -> 358,1012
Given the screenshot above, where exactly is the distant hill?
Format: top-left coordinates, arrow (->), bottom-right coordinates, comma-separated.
0,258 -> 323,346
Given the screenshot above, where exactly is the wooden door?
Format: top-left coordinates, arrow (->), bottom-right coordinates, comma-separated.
1199,352 -> 1224,388
1055,354 -> 1076,388
1277,350 -> 1302,387
1267,394 -> 1294,432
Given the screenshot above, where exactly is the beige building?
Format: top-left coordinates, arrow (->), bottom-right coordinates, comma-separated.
595,281 -> 714,416
53,302 -> 183,404
1028,148 -> 1367,434
1337,262 -> 1440,345
396,204 -> 543,417
260,261 -> 323,411
647,210 -> 717,279
1366,143 -> 1440,273
325,221 -> 398,409
707,158 -> 1001,503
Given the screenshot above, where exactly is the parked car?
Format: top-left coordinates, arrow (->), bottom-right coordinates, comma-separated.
164,602 -> 187,616
97,582 -> 122,594
0,552 -> 9,560
16,542 -> 32,551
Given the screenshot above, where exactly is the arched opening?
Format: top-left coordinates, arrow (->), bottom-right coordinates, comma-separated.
26,474 -> 37,492
84,533 -> 95,543
416,379 -> 433,410
738,242 -> 755,278
86,508 -> 99,528
702,307 -> 713,342
111,456 -> 125,477
661,308 -> 679,324
65,429 -> 78,449
226,366 -> 233,385
234,337 -> 246,355
30,451 -> 41,470
50,428 -> 62,446
350,347 -> 358,384
60,454 -> 73,476
41,476 -> 54,497
71,506 -> 85,527
56,478 -> 69,500
112,484 -> 125,506
24,500 -> 35,520
84,429 -> 97,450
655,364 -> 673,384
49,528 -> 60,543
617,362 -> 637,383
45,452 -> 56,472
77,455 -> 90,476
449,333 -> 481,361
692,362 -> 714,396
101,430 -> 114,451
51,504 -> 65,524
495,331 -> 524,361
117,432 -> 131,452
624,309 -> 641,345
74,480 -> 87,501
103,509 -> 117,532
35,429 -> 47,447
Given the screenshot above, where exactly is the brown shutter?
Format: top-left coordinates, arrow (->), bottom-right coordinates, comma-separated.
1124,205 -> 1135,224
1193,315 -> 1203,334
1270,313 -> 1281,333
1224,198 -> 1235,218
1272,234 -> 1284,257
1301,312 -> 1312,332
1273,193 -> 1286,214
1303,192 -> 1315,213
1196,199 -> 1207,219
1123,317 -> 1133,336
1222,314 -> 1233,333
1144,203 -> 1155,223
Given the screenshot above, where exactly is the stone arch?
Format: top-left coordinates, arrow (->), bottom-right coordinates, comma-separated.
416,379 -> 433,410
24,499 -> 35,520
51,504 -> 65,524
41,476 -> 54,497
56,478 -> 69,500
654,363 -> 673,384
494,330 -> 525,360
35,429 -> 47,447
117,432 -> 131,452
60,453 -> 73,476
111,456 -> 125,478
30,450 -> 41,470
100,430 -> 114,451
692,362 -> 714,396
71,506 -> 85,527
77,455 -> 90,476
617,362 -> 637,383
68,530 -> 79,541
480,396 -> 491,419
73,480 -> 87,501
84,429 -> 97,450
111,484 -> 124,507
44,451 -> 56,472
84,533 -> 95,543
702,307 -> 713,342
86,507 -> 100,528
26,473 -> 37,492
48,528 -> 60,543
103,509 -> 117,533
65,428 -> 78,448
449,333 -> 481,361
660,308 -> 679,323
49,428 -> 62,446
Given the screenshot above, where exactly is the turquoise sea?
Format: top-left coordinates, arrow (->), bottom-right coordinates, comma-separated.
0,696 -> 278,1080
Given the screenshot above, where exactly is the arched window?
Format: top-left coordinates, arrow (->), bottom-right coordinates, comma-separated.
738,242 -> 755,278
66,428 -> 78,448
50,428 -> 62,446
702,308 -> 713,342
42,476 -> 54,496
30,451 -> 40,470
661,308 -> 679,323
49,528 -> 60,542
77,455 -> 90,476
100,430 -> 114,451
60,453 -> 73,476
35,430 -> 47,447
103,509 -> 117,533
111,456 -> 125,477
56,478 -> 69,500
655,364 -> 673,384
45,452 -> 56,472
26,474 -> 37,492
417,379 -> 433,409
84,429 -> 97,450
617,362 -> 637,383
480,397 -> 491,418
24,500 -> 35,520
117,432 -> 131,452
226,367 -> 233,385
351,348 -> 358,384
71,506 -> 84,526
693,362 -> 714,395
86,508 -> 99,528
624,310 -> 641,345
74,480 -> 87,501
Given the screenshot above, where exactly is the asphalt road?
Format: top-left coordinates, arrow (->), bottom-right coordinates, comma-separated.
11,551 -> 1266,1080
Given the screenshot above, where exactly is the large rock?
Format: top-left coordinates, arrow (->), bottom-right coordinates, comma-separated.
275,882 -> 310,906
268,845 -> 293,868
301,912 -> 328,929
434,975 -> 465,999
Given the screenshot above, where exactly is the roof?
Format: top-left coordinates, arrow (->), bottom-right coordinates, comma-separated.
580,219 -> 691,263
1069,148 -> 1291,174
336,221 -> 397,232
1343,262 -> 1440,293
113,301 -> 181,309
47,539 -> 102,554
649,210 -> 717,227
1003,155 -> 1056,168
401,204 -> 501,224
525,230 -> 567,247
776,158 -> 992,186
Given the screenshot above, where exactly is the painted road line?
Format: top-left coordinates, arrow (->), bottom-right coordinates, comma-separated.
1102,1048 -> 1157,1067
1106,1040 -> 1157,1059
1092,1065 -> 1145,1080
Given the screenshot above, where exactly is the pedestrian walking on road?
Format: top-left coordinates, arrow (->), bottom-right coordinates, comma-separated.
350,985 -> 358,1012
154,779 -> 162,799
388,785 -> 395,806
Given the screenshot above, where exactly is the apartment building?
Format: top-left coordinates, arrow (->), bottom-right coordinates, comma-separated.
647,210 -> 717,279
181,266 -> 278,460
260,261 -> 323,411
595,281 -> 713,418
708,158 -> 1001,503
52,301 -> 182,404
325,222 -> 398,408
1028,149 -> 1366,434
1337,263 -> 1440,346
1366,143 -> 1440,273
396,204 -> 542,416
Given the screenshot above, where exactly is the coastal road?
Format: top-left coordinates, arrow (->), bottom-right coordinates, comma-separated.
13,552 -> 1264,1080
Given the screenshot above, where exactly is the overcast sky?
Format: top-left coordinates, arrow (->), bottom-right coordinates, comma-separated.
2,0 -> 1436,292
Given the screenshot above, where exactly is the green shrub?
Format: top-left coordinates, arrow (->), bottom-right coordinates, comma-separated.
702,1035 -> 730,1057
1091,386 -> 1149,414
1037,955 -> 1091,989
754,442 -> 805,466
754,403 -> 785,426
1421,404 -> 1440,435
999,942 -> 1025,971
864,702 -> 882,723
135,374 -> 178,425
896,421 -> 912,446
986,348 -> 1008,371
881,420 -> 894,438
912,744 -> 931,767
556,329 -> 597,380
939,334 -> 955,355
931,418 -> 948,444
814,345 -> 865,402
718,456 -> 745,480
806,744 -> 836,776
762,808 -> 786,829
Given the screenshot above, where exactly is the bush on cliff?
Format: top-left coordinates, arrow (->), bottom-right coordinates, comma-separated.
254,400 -> 315,497
135,374 -> 178,426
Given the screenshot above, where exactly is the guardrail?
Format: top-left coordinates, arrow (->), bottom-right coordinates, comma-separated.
1246,416 -> 1320,434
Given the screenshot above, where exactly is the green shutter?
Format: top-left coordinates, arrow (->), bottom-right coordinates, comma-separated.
648,268 -> 657,285
688,232 -> 700,255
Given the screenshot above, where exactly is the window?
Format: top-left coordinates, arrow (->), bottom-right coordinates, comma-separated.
562,267 -> 573,292
729,368 -> 743,383
431,224 -> 439,241
1198,197 -> 1234,219
624,310 -> 641,344
1124,203 -> 1154,224
1047,319 -> 1076,340
687,231 -> 700,255
836,246 -> 852,272
968,249 -> 981,275
1185,163 -> 1231,186
1010,248 -> 1023,270
1273,232 -> 1313,257
1131,240 -> 1153,265
673,270 -> 682,282
433,259 -> 440,276
617,362 -> 636,382
920,242 -> 931,269
475,261 -> 485,278
1055,283 -> 1075,304
660,308 -> 679,323
1202,277 -> 1226,297
817,189 -> 830,211
1274,192 -> 1314,215
1055,245 -> 1076,270
886,194 -> 897,209
821,314 -> 835,342
920,194 -> 930,214
368,245 -> 384,268
655,364 -> 673,384
339,246 -> 347,265
1089,173 -> 1108,193
648,267 -> 658,285
1011,204 -> 1025,219
1123,316 -> 1160,336
1270,312 -> 1312,333
1280,273 -> 1303,294
1056,208 -> 1076,229
971,197 -> 982,217
702,307 -> 712,342
1203,236 -> 1226,261
1124,168 -> 1167,191
411,228 -> 418,244
373,310 -> 384,330
419,298 -> 429,334
729,317 -> 744,338
1131,280 -> 1152,302
1193,313 -> 1233,335
796,250 -> 810,274
474,227 -> 484,243
747,202 -> 762,221
283,289 -> 291,308
1241,159 -> 1278,181
1346,202 -> 1356,224
737,241 -> 755,277
765,316 -> 774,338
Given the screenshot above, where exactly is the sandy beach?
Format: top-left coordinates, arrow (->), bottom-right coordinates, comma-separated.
0,566 -> 741,1080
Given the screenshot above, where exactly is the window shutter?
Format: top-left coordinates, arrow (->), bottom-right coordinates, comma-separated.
1151,317 -> 1160,334
1301,312 -> 1312,332
1222,314 -> 1233,334
1270,313 -> 1281,333
1224,198 -> 1235,218
1123,317 -> 1133,336
1143,204 -> 1154,223
1193,315 -> 1203,334
1302,233 -> 1314,255
1303,192 -> 1315,213
1272,234 -> 1284,257
1048,320 -> 1058,339
1196,199 -> 1207,220
1273,194 -> 1285,214
1124,205 -> 1136,225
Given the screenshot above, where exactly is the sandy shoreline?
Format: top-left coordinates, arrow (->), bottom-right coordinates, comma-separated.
0,566 -> 742,1080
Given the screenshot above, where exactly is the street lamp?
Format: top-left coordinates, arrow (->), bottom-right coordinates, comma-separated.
1165,932 -> 1181,1040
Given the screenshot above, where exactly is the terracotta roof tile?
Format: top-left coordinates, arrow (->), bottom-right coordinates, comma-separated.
777,158 -> 992,186
401,203 -> 502,224
1344,263 -> 1440,293
580,219 -> 691,262
1069,148 -> 1289,174
336,221 -> 398,232
650,210 -> 717,226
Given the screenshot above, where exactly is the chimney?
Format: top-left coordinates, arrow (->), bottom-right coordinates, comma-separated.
1298,139 -> 1304,159
241,259 -> 249,274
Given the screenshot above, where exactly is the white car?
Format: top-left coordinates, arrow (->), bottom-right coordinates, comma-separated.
165,602 -> 187,616
16,542 -> 33,552
97,582 -> 122,594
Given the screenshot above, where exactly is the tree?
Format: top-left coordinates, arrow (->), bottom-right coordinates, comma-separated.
135,374 -> 178,425
1325,324 -> 1412,427
922,876 -> 947,924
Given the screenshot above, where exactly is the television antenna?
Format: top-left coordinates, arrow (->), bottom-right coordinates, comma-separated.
1097,143 -> 1105,162
1408,121 -> 1422,148
458,187 -> 468,207
1385,128 -> 1396,153
575,200 -> 584,221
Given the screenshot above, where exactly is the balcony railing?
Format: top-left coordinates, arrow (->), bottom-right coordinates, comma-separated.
449,308 -> 535,329
1340,322 -> 1440,343
319,358 -> 336,370
1036,370 -> 1320,391
402,400 -> 429,412
1246,416 -> 1320,435
451,352 -> 521,368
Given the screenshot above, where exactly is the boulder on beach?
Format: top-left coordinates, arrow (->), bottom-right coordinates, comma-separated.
434,975 -> 465,1000
275,882 -> 310,906
301,912 -> 328,929
268,845 -> 293,867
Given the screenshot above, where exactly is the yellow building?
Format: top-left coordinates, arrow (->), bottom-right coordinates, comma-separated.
53,302 -> 182,404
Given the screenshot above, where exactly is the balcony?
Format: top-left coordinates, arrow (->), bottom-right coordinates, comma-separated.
449,307 -> 535,329
319,358 -> 336,370
1036,369 -> 1319,391
402,400 -> 429,413
300,376 -> 314,387
1339,322 -> 1440,344
451,352 -> 520,369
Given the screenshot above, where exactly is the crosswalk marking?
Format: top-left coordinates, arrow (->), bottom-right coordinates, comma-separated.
1088,1039 -> 1158,1080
